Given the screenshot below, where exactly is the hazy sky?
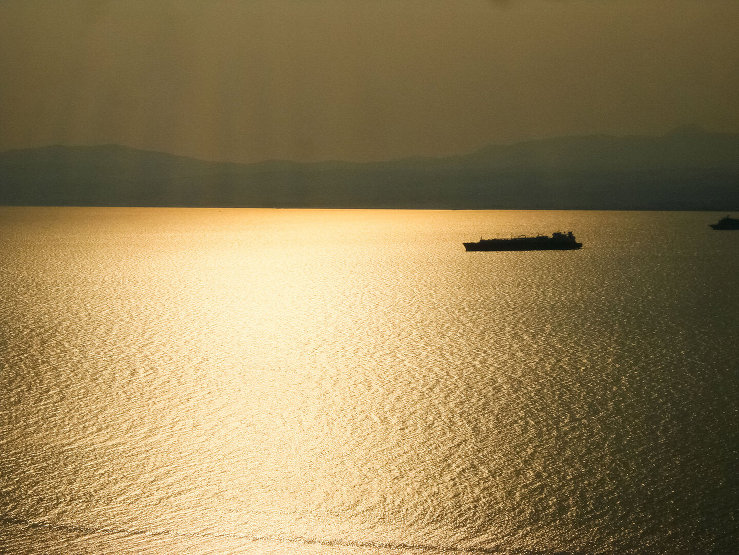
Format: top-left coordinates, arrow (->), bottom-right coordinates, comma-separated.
1,0 -> 738,162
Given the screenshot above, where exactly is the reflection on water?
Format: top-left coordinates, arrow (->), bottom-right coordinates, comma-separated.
1,208 -> 737,553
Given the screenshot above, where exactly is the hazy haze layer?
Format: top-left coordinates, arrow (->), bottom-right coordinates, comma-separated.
1,0 -> 738,162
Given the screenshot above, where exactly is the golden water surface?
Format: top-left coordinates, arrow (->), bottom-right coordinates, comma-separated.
1,208 -> 736,553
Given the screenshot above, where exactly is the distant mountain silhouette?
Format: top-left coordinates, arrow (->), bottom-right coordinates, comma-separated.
1,129 -> 737,209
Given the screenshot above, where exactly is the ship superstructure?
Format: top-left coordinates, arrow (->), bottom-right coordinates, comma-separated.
464,231 -> 582,251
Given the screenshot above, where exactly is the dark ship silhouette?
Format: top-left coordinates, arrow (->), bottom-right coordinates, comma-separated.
464,231 -> 582,251
709,215 -> 739,230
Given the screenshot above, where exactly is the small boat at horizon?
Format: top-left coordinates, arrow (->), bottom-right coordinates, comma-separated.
464,231 -> 582,251
709,215 -> 739,230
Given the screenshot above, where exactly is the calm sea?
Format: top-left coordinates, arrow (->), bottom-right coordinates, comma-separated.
1,208 -> 736,554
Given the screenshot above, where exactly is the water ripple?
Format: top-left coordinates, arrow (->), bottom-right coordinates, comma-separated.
2,516 -> 515,554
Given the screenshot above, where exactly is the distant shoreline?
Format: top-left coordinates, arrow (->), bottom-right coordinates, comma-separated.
1,206 -> 736,213
2,130 -> 738,210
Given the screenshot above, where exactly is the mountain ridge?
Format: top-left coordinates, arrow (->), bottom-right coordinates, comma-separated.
2,130 -> 738,209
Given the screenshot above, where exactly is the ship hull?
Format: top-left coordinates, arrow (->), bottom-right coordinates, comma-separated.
464,242 -> 582,251
709,216 -> 739,229
464,231 -> 582,251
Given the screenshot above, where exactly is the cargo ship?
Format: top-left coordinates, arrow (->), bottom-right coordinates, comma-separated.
709,215 -> 739,230
464,231 -> 582,251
